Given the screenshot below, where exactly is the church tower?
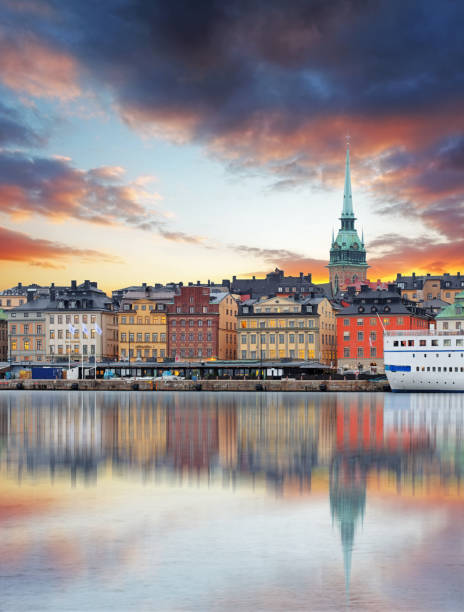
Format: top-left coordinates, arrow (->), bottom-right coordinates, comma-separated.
328,144 -> 368,293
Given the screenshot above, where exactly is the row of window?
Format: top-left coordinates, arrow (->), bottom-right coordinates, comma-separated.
393,338 -> 464,347
441,320 -> 462,329
50,344 -> 96,355
126,303 -> 165,311
241,333 -> 315,345
171,319 -> 213,327
172,348 -> 214,358
50,329 -> 97,339
10,324 -> 42,335
120,332 -> 167,342
416,366 -> 464,372
120,316 -> 166,325
344,332 -> 377,341
0,298 -> 24,306
240,319 -> 315,329
174,306 -> 211,314
120,348 -> 166,358
50,314 -> 97,325
241,349 -> 315,359
343,348 -> 377,358
345,317 -> 404,326
170,332 -> 213,342
10,339 -> 42,351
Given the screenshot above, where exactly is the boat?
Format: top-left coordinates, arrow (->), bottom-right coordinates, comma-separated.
384,329 -> 464,391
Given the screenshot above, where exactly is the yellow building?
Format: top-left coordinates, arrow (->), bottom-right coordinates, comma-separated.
237,295 -> 337,364
118,296 -> 169,361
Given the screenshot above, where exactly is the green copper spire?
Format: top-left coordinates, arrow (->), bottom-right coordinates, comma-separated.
342,144 -> 354,218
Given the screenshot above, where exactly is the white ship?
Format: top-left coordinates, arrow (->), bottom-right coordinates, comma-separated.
384,329 -> 464,391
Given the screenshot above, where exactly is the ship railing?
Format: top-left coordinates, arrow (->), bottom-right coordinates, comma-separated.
384,329 -> 464,337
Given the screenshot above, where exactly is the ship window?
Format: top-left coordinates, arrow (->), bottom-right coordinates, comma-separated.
424,354 -> 427,358
416,366 -> 419,371
408,340 -> 414,346
432,367 -> 436,372
438,367 -> 441,372
461,368 -> 464,372
431,339 -> 438,346
420,340 -> 426,346
444,339 -> 451,346
427,367 -> 430,372
421,367 -> 425,371
394,341 -> 399,347
449,354 -> 451,358
443,367 -> 447,372
456,339 -> 463,346
455,367 -> 459,372
401,340 -> 407,346
413,354 -> 415,358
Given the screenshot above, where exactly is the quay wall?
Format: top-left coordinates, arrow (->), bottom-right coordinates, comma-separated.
0,379 -> 390,392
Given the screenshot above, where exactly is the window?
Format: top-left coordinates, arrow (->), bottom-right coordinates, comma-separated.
299,334 -> 304,344
370,318 -> 376,325
431,339 -> 438,346
49,315 -> 54,324
443,322 -> 449,330
188,332 -> 194,341
121,332 -> 127,341
270,334 -> 275,344
241,335 -> 247,344
207,319 -> 212,327
279,334 -> 285,344
357,332 -> 364,341
343,332 -> 350,340
171,333 -> 176,342
198,332 -> 203,341
420,339 -> 426,346
289,334 -> 295,344
357,318 -> 363,326
397,317 -> 404,325
370,332 -> 377,342
241,350 -> 247,359
344,348 -> 350,357
308,320 -> 314,328
357,347 -> 364,358
308,334 -> 314,343
49,329 -> 54,339
129,333 -> 134,341
137,333 -> 142,341
370,347 -> 376,357
444,339 -> 451,346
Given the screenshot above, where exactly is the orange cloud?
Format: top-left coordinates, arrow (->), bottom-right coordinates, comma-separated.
0,225 -> 120,268
0,29 -> 80,100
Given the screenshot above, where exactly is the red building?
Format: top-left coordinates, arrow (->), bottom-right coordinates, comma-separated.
337,285 -> 430,373
167,286 -> 237,361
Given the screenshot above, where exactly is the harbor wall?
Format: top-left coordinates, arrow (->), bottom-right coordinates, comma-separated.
0,379 -> 390,392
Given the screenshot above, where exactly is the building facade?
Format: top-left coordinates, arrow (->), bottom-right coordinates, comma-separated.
167,286 -> 237,361
337,285 -> 430,373
0,311 -> 7,362
435,290 -> 464,331
394,272 -> 464,304
118,294 -> 170,362
328,144 -> 368,294
8,281 -> 118,363
237,295 -> 337,363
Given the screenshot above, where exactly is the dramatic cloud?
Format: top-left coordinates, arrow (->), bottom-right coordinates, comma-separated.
0,151 -> 204,243
1,0 -> 463,277
0,225 -> 118,268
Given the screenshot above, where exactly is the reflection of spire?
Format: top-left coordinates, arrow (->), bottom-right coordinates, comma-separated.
330,455 -> 366,599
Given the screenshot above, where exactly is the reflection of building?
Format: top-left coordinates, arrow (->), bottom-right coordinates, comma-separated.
166,398 -> 219,471
330,455 -> 366,595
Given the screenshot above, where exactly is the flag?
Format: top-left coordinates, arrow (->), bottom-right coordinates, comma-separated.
68,323 -> 75,334
369,335 -> 373,348
82,324 -> 89,337
94,323 -> 103,335
175,353 -> 180,362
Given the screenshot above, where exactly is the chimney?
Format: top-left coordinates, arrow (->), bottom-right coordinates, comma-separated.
51,282 -> 55,288
299,272 -> 303,279
18,282 -> 22,289
71,280 -> 77,289
347,286 -> 356,296
412,272 -> 416,278
50,288 -> 56,302
232,276 -> 236,282
91,282 -> 97,288
252,276 -> 256,280
84,279 -> 90,289
458,272 -> 461,277
142,282 -> 147,288
26,290 -> 34,303
360,284 -> 370,293
197,280 -> 200,285
396,273 -> 401,279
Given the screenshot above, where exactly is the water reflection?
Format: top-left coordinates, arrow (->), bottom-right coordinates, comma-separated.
0,391 -> 463,609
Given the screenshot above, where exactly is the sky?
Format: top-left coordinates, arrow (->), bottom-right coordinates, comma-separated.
0,0 -> 463,293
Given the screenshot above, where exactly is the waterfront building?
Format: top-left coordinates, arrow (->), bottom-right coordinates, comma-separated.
118,289 -> 173,361
8,280 -> 118,363
0,310 -> 7,362
394,272 -> 464,304
328,144 -> 368,294
237,295 -> 337,363
435,290 -> 464,332
7,293 -> 47,362
167,286 -> 237,361
337,285 -> 430,372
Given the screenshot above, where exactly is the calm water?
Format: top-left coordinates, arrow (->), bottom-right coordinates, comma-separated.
0,391 -> 463,611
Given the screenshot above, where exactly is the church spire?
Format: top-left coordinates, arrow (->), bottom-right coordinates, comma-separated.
342,143 -> 354,218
